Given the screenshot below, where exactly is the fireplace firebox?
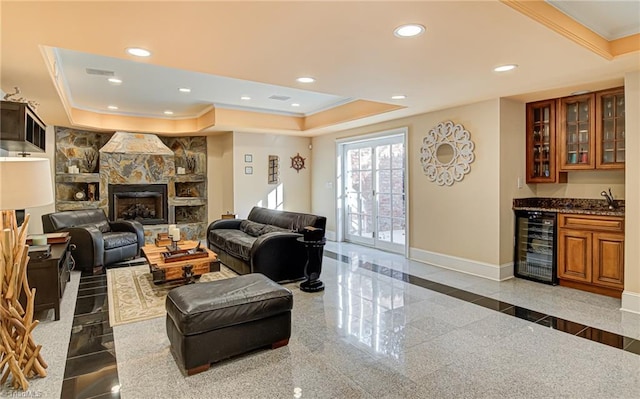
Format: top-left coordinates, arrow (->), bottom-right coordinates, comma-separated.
109,184 -> 168,225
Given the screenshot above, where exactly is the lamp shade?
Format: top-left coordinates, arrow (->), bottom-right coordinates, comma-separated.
0,157 -> 54,210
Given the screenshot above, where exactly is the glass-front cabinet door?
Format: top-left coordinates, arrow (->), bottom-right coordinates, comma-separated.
526,100 -> 557,183
596,87 -> 625,169
559,94 -> 595,170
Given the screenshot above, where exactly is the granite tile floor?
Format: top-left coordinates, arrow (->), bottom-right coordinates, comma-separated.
2,241 -> 639,398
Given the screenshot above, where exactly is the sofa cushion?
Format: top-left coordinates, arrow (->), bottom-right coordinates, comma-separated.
247,207 -> 322,232
260,224 -> 290,235
224,234 -> 257,261
240,220 -> 266,237
103,231 -> 138,250
209,229 -> 256,261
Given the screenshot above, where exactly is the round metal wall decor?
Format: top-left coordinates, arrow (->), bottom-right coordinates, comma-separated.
420,120 -> 475,186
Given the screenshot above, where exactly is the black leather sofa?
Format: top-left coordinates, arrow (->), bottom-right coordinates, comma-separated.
42,209 -> 144,274
206,207 -> 326,283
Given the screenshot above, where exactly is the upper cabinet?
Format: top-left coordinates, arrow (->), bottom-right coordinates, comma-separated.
595,87 -> 625,169
558,88 -> 625,171
526,87 -> 625,182
526,100 -> 566,183
559,93 -> 596,170
0,101 -> 47,153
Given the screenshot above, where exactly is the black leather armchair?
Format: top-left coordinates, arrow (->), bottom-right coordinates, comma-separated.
42,209 -> 144,274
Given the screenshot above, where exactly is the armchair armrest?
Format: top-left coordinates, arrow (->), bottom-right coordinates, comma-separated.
110,220 -> 145,252
250,232 -> 306,282
61,225 -> 104,270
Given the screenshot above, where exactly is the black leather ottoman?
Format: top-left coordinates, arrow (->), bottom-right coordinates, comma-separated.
165,273 -> 293,375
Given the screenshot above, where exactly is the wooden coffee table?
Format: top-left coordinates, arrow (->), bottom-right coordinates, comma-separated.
141,240 -> 220,284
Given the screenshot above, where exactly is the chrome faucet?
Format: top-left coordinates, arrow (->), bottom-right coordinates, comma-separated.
601,188 -> 617,209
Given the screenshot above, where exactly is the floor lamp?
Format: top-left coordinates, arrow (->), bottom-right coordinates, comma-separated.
0,157 -> 53,390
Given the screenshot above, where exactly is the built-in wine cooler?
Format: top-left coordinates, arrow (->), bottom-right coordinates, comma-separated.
514,210 -> 557,285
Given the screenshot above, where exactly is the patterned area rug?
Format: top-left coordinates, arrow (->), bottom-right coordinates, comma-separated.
107,264 -> 237,326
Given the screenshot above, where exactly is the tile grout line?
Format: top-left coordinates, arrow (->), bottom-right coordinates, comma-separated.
324,250 -> 640,355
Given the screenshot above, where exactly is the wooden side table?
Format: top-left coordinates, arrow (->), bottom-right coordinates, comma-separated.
221,213 -> 238,220
19,239 -> 71,321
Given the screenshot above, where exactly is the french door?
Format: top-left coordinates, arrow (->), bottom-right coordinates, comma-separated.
343,133 -> 406,253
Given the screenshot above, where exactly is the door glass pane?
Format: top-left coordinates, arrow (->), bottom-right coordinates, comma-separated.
362,190 -> 374,218
361,216 -> 374,238
347,171 -> 360,192
566,103 -> 577,121
377,170 -> 390,194
603,97 -> 614,118
376,145 -> 390,169
578,101 -> 589,120
378,194 -> 391,218
391,170 -> 404,195
391,143 -> 404,168
377,217 -> 392,242
360,148 -> 372,170
616,96 -> 625,116
348,149 -> 359,170
348,213 -> 359,235
346,193 -> 359,214
392,195 -> 405,218
360,170 -> 372,194
392,218 -> 405,245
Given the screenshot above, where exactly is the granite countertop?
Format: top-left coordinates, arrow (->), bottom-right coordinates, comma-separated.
513,197 -> 625,217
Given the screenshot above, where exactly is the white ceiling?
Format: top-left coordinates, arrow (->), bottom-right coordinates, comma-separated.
1,1 -> 639,136
54,48 -> 352,118
547,0 -> 640,40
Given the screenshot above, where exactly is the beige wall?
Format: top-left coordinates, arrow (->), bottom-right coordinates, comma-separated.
500,98 -> 536,265
206,133 -> 234,222
534,171 -> 625,199
313,99 -> 506,266
623,70 -> 639,311
232,132 -> 311,218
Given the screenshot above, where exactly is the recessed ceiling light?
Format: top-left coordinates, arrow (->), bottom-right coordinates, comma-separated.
107,78 -> 122,84
291,103 -> 300,107
494,64 -> 518,72
126,47 -> 151,57
391,95 -> 407,100
296,77 -> 315,83
240,96 -> 251,100
163,110 -> 174,115
394,24 -> 425,38
107,105 -> 118,110
179,88 -> 191,93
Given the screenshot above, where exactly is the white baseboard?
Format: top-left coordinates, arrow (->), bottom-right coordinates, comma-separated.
409,247 -> 512,281
621,291 -> 640,314
325,230 -> 336,241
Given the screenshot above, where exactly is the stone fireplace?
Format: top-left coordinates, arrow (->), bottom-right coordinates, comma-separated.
54,128 -> 208,243
108,184 -> 168,225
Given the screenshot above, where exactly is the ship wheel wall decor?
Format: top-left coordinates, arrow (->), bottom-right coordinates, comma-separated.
290,153 -> 306,173
420,120 -> 475,186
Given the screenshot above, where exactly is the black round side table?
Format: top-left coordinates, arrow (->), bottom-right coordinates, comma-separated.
296,237 -> 326,292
